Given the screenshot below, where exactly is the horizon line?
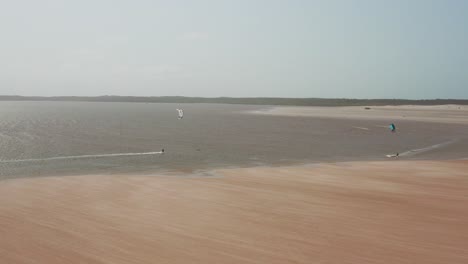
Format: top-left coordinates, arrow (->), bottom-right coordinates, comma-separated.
1,95 -> 467,101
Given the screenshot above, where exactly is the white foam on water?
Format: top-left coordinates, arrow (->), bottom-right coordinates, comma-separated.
352,126 -> 370,130
398,140 -> 455,157
0,151 -> 163,163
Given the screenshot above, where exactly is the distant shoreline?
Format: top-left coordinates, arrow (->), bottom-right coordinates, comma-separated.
1,95 -> 468,106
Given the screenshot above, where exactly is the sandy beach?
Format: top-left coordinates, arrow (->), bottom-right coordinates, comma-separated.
3,0 -> 468,262
1,104 -> 468,263
1,160 -> 467,264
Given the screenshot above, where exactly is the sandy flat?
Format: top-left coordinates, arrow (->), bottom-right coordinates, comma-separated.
251,105 -> 468,124
1,161 -> 467,263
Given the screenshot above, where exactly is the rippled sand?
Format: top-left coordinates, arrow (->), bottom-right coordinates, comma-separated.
1,160 -> 467,263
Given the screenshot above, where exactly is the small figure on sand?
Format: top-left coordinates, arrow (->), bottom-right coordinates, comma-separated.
161,148 -> 165,154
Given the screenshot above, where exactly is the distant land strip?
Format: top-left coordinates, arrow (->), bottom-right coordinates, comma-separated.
1,95 -> 468,106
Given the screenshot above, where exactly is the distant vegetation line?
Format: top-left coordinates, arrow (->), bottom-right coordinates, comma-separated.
1,95 -> 468,106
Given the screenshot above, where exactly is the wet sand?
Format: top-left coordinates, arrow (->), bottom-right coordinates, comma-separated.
1,160 -> 467,263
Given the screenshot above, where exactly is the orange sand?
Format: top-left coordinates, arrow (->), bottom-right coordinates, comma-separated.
1,161 -> 467,263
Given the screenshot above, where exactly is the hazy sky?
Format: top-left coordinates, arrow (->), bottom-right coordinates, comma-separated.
1,0 -> 467,99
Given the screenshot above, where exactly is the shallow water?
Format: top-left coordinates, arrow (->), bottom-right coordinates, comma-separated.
1,101 -> 467,179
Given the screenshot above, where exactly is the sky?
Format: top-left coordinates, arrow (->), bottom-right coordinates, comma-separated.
1,0 -> 467,99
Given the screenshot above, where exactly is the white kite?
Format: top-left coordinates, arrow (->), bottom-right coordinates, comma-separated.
176,109 -> 184,119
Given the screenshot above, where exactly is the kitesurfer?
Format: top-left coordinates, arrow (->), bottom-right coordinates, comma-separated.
176,109 -> 184,119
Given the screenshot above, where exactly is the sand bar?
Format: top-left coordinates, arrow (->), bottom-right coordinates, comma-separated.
251,105 -> 468,124
1,160 -> 467,263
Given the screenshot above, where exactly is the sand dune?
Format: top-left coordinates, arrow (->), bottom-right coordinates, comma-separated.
1,160 -> 467,263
